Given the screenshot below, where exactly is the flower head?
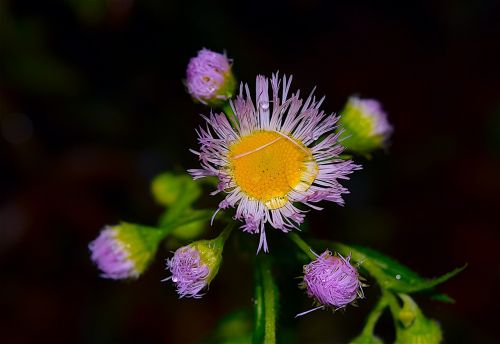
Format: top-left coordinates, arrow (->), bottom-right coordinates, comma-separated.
89,223 -> 161,280
186,49 -> 236,106
166,238 -> 225,298
339,96 -> 393,154
189,74 -> 360,252
298,250 -> 363,316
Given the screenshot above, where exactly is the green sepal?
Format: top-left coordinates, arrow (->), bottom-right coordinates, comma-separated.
190,238 -> 224,285
204,70 -> 236,108
114,222 -> 164,275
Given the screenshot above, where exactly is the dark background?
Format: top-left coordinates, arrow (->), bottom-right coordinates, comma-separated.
1,0 -> 499,343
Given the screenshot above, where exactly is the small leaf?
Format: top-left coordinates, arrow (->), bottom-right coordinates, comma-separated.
428,292 -> 455,304
329,242 -> 464,298
401,265 -> 466,294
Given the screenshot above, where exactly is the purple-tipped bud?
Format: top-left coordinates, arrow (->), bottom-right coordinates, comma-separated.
166,239 -> 224,298
298,250 -> 363,316
339,96 -> 393,154
89,223 -> 161,280
186,49 -> 236,106
89,226 -> 138,279
353,97 -> 393,139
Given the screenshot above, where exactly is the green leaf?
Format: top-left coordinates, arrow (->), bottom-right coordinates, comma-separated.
401,265 -> 466,294
427,292 -> 455,303
330,242 -> 464,299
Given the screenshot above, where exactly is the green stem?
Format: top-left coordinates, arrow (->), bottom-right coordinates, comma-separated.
381,290 -> 404,341
384,290 -> 401,319
288,233 -> 317,260
360,294 -> 389,336
215,221 -> 235,245
338,154 -> 353,160
158,209 -> 214,236
222,101 -> 238,128
253,255 -> 277,344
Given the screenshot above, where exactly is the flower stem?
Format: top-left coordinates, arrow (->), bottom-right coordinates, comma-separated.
253,255 -> 277,344
384,290 -> 401,320
360,294 -> 389,336
217,221 -> 236,244
288,232 -> 317,261
158,209 -> 214,236
222,101 -> 238,128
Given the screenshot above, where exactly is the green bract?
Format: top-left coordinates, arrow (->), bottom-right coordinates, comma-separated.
190,237 -> 226,285
114,222 -> 163,275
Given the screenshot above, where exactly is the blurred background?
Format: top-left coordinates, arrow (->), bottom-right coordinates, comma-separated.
1,0 -> 499,343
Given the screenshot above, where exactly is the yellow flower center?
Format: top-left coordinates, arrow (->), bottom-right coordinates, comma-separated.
228,131 -> 318,209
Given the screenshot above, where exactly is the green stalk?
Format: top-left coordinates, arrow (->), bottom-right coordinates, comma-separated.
360,294 -> 389,336
212,222 -> 236,247
253,255 -> 278,344
158,209 -> 214,236
288,232 -> 317,260
384,290 -> 401,322
222,101 -> 238,128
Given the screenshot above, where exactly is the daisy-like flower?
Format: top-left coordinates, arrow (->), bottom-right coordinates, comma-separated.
297,250 -> 364,317
165,238 -> 225,298
339,96 -> 393,154
189,74 -> 360,252
89,223 -> 161,280
186,49 -> 236,106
